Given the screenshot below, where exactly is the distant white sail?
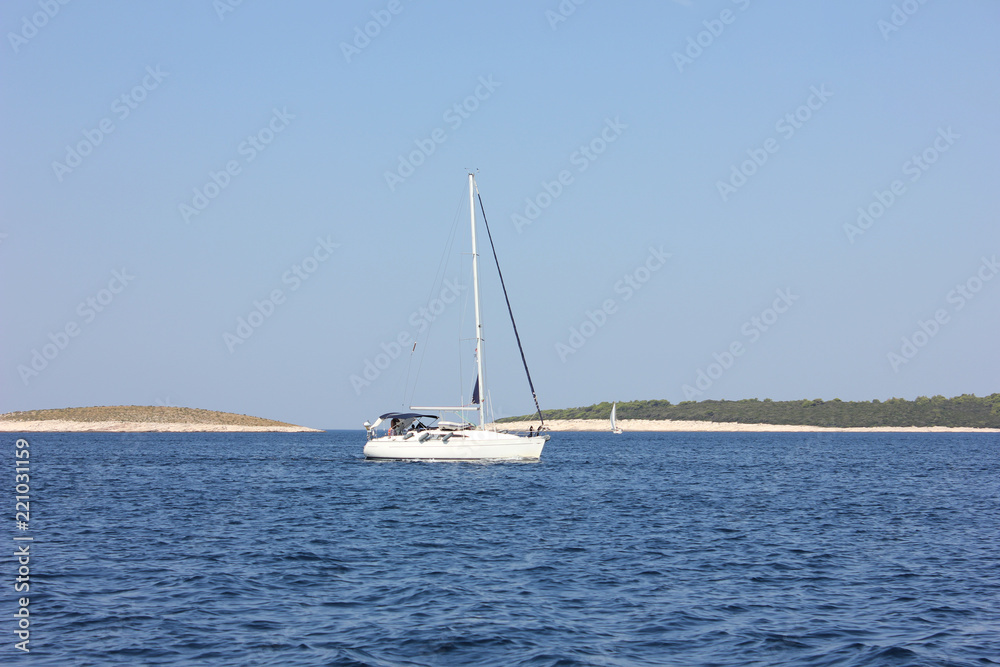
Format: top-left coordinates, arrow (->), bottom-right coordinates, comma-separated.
611,402 -> 622,434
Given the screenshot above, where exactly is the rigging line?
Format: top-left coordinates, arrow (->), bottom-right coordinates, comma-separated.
400,340 -> 418,410
455,243 -> 466,409
475,187 -> 545,428
406,185 -> 467,407
458,249 -> 474,410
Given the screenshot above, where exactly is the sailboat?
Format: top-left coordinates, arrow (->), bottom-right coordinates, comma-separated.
611,402 -> 623,434
363,174 -> 549,460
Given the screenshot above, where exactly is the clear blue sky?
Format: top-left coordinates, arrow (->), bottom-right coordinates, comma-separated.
3,1 -> 998,428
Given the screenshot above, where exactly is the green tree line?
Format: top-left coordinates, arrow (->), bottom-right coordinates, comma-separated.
498,394 -> 1000,428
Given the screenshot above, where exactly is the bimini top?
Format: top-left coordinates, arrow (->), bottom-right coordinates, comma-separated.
378,412 -> 438,421
369,412 -> 438,431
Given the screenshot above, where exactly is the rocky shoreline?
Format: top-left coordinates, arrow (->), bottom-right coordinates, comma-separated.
0,406 -> 322,433
0,419 -> 322,433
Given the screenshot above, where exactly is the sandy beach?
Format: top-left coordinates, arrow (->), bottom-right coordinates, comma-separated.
491,419 -> 1000,433
0,420 -> 322,433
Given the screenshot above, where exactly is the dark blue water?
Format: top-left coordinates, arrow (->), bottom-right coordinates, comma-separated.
11,431 -> 1000,665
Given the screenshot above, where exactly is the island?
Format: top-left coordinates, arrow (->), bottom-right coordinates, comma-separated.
0,406 -> 322,433
494,395 -> 1000,432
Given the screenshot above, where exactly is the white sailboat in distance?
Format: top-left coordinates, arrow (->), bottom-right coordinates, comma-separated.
611,402 -> 623,434
363,174 -> 549,461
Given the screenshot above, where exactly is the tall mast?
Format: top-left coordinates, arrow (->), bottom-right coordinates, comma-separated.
469,173 -> 485,429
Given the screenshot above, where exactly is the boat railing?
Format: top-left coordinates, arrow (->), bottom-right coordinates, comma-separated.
496,428 -> 549,439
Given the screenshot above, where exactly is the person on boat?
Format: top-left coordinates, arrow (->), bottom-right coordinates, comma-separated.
528,425 -> 534,436
390,418 -> 400,435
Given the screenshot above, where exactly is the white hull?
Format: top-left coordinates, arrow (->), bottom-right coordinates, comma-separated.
364,429 -> 547,460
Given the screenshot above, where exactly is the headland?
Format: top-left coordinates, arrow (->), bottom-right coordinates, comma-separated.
0,406 -> 321,433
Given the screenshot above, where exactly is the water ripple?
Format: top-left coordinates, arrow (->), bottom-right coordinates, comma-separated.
23,431 -> 1000,665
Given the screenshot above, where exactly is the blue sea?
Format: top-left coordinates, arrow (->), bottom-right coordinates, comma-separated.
12,430 -> 1000,666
